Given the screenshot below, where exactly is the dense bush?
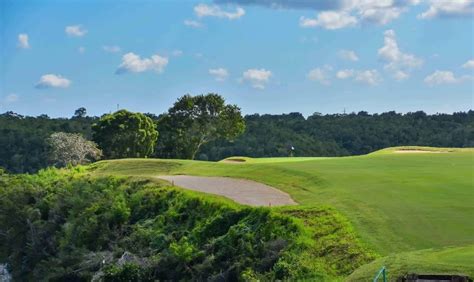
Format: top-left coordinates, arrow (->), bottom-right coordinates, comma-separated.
0,169 -> 374,281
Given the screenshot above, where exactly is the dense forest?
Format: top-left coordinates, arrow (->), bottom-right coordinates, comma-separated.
1,110 -> 473,173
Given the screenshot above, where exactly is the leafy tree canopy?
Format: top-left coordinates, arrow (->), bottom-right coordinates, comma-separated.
92,110 -> 158,159
156,94 -> 245,159
73,107 -> 87,118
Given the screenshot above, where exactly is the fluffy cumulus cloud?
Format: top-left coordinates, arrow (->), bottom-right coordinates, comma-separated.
336,69 -> 382,85
209,68 -> 229,81
35,74 -> 71,89
424,70 -> 471,86
336,69 -> 355,79
462,59 -> 474,69
418,0 -> 474,19
184,19 -> 203,28
355,69 -> 382,85
242,68 -> 272,89
338,49 -> 359,61
299,0 -> 420,29
116,53 -> 168,74
103,45 -> 121,53
378,29 -> 422,80
17,33 -> 30,49
307,68 -> 331,85
350,0 -> 421,25
65,25 -> 87,37
300,11 -> 357,29
194,4 -> 245,20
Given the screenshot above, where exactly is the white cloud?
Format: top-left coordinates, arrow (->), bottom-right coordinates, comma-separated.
209,68 -> 229,81
418,0 -> 474,19
352,0 -> 415,25
336,69 -> 355,79
307,68 -> 331,85
65,25 -> 87,37
424,70 -> 471,86
242,68 -> 272,89
172,50 -> 183,57
462,59 -> 474,69
5,93 -> 19,103
35,74 -> 71,89
338,49 -> 359,61
359,7 -> 403,24
336,68 -> 382,85
299,0 -> 420,30
78,46 -> 85,54
103,45 -> 121,53
17,33 -> 30,49
355,69 -> 381,85
116,52 -> 168,74
184,19 -> 204,28
194,4 -> 245,20
378,29 -> 422,80
300,11 -> 357,29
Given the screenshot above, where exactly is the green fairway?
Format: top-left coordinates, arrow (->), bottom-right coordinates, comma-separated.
91,146 -> 474,277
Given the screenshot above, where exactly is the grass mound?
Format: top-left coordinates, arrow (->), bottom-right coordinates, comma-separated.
0,168 -> 374,281
347,245 -> 474,281
371,146 -> 474,155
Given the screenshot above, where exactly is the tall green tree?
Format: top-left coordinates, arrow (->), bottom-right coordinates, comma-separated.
92,110 -> 158,158
156,94 -> 245,159
73,107 -> 87,118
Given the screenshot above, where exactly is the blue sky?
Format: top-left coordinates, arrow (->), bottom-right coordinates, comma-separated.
1,0 -> 473,117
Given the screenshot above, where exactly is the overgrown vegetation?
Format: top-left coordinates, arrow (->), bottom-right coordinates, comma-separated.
2,110 -> 473,173
0,168 -> 374,281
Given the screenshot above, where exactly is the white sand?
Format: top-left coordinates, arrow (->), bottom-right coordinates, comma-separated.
156,175 -> 296,207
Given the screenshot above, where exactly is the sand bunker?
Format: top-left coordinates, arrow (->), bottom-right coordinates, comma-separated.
156,175 -> 296,207
220,158 -> 247,164
394,149 -> 448,154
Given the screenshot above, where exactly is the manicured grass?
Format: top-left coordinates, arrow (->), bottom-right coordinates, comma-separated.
91,147 -> 474,276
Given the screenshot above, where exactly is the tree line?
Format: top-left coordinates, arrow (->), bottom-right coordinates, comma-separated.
0,94 -> 245,173
1,93 -> 473,173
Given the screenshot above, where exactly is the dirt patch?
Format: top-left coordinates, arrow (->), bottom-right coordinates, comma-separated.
156,175 -> 297,207
394,150 -> 448,153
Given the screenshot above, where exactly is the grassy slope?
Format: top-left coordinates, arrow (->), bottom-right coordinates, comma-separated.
347,245 -> 474,281
91,147 -> 474,278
